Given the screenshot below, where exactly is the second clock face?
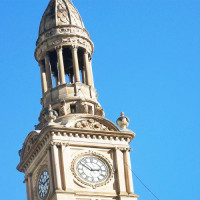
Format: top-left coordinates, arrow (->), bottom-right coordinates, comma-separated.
76,156 -> 109,184
38,170 -> 50,199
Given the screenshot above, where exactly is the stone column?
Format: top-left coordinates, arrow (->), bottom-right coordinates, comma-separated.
56,46 -> 66,85
83,50 -> 91,86
71,45 -> 80,82
45,53 -> 53,89
39,61 -> 48,94
51,144 -> 62,190
89,56 -> 94,87
124,149 -> 134,194
84,51 -> 94,87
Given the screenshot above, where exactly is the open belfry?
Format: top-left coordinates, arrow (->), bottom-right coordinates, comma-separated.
17,1 -> 139,200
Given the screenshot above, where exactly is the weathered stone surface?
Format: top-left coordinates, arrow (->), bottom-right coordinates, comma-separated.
17,1 -> 138,200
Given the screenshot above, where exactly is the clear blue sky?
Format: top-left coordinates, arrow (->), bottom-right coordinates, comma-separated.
0,0 -> 200,199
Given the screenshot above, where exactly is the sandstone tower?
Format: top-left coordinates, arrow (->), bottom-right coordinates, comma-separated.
17,1 -> 138,200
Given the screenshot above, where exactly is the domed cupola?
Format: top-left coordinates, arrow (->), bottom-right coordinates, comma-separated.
35,0 -> 93,60
34,0 -> 104,130
39,0 -> 85,35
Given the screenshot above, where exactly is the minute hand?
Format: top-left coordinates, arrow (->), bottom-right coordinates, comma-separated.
81,162 -> 92,171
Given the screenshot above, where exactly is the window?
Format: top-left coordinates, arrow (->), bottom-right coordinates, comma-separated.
70,104 -> 76,113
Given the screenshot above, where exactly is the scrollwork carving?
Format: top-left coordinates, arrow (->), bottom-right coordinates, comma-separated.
74,119 -> 111,131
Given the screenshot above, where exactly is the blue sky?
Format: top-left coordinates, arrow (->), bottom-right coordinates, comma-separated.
0,0 -> 200,199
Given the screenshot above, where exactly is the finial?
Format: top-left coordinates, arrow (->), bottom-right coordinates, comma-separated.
116,112 -> 130,131
44,104 -> 58,124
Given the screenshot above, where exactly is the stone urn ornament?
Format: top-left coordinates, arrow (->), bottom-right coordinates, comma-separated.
116,112 -> 130,131
44,104 -> 58,124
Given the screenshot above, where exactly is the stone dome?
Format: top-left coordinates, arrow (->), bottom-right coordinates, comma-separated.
35,0 -> 94,62
39,0 -> 85,35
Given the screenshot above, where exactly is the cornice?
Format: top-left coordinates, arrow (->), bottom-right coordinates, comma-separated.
35,27 -> 94,61
17,126 -> 135,173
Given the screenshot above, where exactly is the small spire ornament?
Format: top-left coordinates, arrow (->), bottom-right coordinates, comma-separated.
116,112 -> 130,131
44,104 -> 58,124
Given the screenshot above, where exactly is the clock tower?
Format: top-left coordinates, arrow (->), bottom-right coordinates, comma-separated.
17,1 -> 138,200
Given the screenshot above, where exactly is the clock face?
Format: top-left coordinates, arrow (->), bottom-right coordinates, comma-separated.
76,156 -> 109,184
37,170 -> 50,199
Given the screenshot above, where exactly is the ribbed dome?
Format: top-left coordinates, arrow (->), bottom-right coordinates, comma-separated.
39,0 -> 85,35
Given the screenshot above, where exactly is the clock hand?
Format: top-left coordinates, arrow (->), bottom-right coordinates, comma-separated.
43,178 -> 49,185
81,161 -> 92,171
91,167 -> 100,171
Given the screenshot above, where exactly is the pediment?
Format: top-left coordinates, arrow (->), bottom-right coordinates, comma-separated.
19,131 -> 40,161
69,116 -> 119,132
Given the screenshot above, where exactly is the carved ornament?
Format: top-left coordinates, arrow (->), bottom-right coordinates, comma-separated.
74,119 -> 112,131
35,35 -> 93,61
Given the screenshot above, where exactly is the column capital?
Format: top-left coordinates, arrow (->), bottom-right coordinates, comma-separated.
84,49 -> 89,55
50,141 -> 56,147
128,148 -> 133,152
71,45 -> 78,51
89,54 -> 92,61
55,45 -> 63,51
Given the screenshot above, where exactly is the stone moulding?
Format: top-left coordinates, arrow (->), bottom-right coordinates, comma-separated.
35,34 -> 93,61
36,26 -> 91,46
17,127 -> 135,173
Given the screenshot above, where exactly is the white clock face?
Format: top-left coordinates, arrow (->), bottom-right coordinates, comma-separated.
38,170 -> 50,199
76,156 -> 109,184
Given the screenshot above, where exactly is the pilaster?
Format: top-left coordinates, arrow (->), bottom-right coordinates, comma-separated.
124,149 -> 134,194
115,148 -> 127,195
51,144 -> 62,190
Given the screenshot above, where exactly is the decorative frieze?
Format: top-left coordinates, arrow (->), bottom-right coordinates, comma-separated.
35,35 -> 93,61
74,119 -> 112,131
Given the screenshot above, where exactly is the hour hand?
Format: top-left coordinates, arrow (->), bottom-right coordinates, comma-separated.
81,161 -> 92,170
91,168 -> 100,171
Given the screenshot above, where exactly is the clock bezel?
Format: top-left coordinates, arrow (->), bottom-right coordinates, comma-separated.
71,151 -> 114,188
